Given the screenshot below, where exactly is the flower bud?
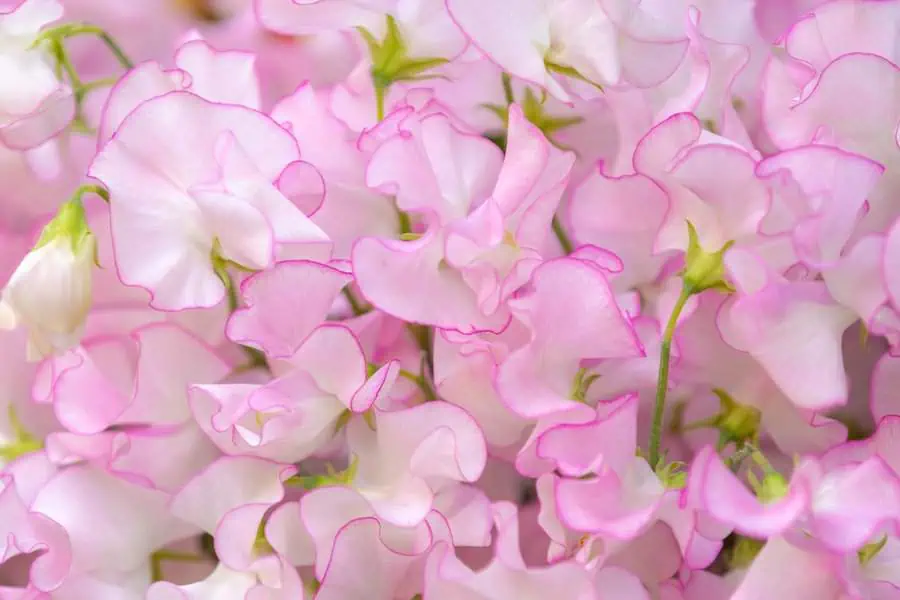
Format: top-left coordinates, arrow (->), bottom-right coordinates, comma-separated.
0,199 -> 95,361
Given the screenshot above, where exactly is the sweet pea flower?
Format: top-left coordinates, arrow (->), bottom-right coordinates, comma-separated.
353,103 -> 575,332
0,198 -> 95,361
424,502 -> 626,600
257,0 -> 467,60
1,0 -> 900,597
688,444 -> 900,553
446,0 -> 689,101
496,257 -> 643,419
190,323 -> 399,462
0,0 -> 74,150
0,473 -> 71,592
89,91 -> 330,310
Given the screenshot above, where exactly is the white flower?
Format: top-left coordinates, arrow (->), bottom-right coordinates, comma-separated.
0,0 -> 71,149
0,198 -> 95,361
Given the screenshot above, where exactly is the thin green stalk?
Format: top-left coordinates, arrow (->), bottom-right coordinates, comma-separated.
343,288 -> 368,316
399,368 -> 437,401
96,29 -> 134,69
396,203 -> 412,235
501,72 -> 514,105
35,24 -> 134,69
375,85 -> 386,121
552,215 -> 574,255
72,183 -> 109,204
79,76 -> 119,94
725,444 -> 754,473
648,284 -> 693,469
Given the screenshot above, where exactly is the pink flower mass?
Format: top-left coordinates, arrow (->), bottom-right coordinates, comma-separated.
6,0 -> 900,597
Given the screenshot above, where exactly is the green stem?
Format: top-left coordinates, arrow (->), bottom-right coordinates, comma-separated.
41,24 -> 134,69
648,284 -> 693,469
725,444 -> 754,473
375,84 -> 386,122
397,204 -> 412,235
72,183 -> 110,204
96,29 -> 134,69
342,288 -> 368,316
501,72 -> 514,105
399,368 -> 437,401
78,76 -> 120,94
680,415 -> 719,432
552,215 -> 574,255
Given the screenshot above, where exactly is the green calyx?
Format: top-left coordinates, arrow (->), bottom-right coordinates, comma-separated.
656,460 -> 688,490
253,520 -> 275,557
746,449 -> 789,504
544,59 -> 603,91
35,198 -> 93,255
485,86 -> 583,149
709,389 -> 761,451
0,407 -> 43,463
728,536 -> 765,570
285,456 -> 359,491
682,221 -> 735,294
359,15 -> 447,115
570,367 -> 600,403
859,535 -> 888,566
754,471 -> 789,503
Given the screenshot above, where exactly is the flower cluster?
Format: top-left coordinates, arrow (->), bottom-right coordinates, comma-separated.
2,0 -> 900,597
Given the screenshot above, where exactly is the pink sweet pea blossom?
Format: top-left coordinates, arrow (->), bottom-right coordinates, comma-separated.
3,1 -> 900,598
89,91 -> 330,310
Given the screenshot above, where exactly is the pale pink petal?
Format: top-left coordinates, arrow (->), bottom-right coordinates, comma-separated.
350,360 -> 400,413
497,258 -> 643,418
174,40 -> 261,110
97,62 -> 186,145
226,261 -> 352,359
118,323 -> 231,426
0,476 -> 70,592
366,113 -> 503,223
730,536 -> 843,600
687,445 -> 809,538
810,457 -> 900,552
32,465 -> 193,574
719,276 -> 854,411
289,323 -> 367,403
536,395 -> 639,477
169,456 -> 295,570
353,230 -> 510,332
874,354 -> 900,422
265,501 -> 315,567
569,170 -> 671,290
554,458 -> 664,538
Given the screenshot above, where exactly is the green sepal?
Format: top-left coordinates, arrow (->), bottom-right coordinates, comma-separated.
544,59 -> 603,91
747,449 -> 790,504
35,198 -> 92,254
484,87 -> 583,150
859,535 -> 888,566
285,456 -> 359,490
0,407 -> 43,463
521,87 -> 583,136
728,536 -> 765,570
360,15 -> 448,92
656,460 -> 688,490
570,368 -> 601,403
682,221 -> 735,294
711,389 -> 761,451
